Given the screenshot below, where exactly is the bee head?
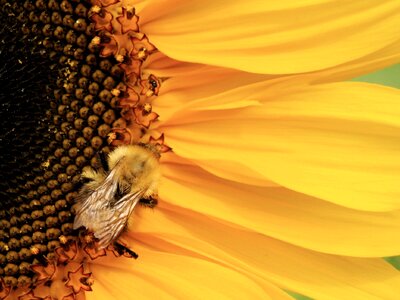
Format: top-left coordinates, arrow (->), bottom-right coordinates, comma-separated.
136,143 -> 161,160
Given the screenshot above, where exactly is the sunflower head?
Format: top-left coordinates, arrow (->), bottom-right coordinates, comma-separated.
0,0 -> 164,297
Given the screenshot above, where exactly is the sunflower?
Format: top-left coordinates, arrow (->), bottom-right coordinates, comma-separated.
0,0 -> 400,299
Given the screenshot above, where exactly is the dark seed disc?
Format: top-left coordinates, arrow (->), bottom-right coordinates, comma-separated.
0,0 -> 123,287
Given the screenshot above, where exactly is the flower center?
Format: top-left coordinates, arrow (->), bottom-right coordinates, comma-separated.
0,0 -> 166,296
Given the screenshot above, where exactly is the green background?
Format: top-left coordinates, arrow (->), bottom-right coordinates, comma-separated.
353,64 -> 400,88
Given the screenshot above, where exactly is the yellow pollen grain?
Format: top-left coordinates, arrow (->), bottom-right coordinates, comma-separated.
107,132 -> 117,145
91,5 -> 101,14
59,235 -> 68,244
115,54 -> 124,62
30,246 -> 39,255
143,103 -> 152,113
138,48 -> 147,59
91,36 -> 101,45
83,234 -> 94,244
111,89 -> 121,97
86,277 -> 95,286
41,160 -> 50,169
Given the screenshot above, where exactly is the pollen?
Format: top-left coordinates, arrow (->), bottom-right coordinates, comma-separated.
111,88 -> 121,97
0,0 -> 169,297
137,47 -> 147,60
59,235 -> 68,244
90,5 -> 101,15
115,54 -> 124,63
30,247 -> 40,256
90,36 -> 101,45
143,103 -> 152,114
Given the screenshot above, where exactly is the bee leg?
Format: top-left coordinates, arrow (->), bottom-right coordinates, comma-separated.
32,252 -> 49,266
80,174 -> 94,184
98,151 -> 109,172
75,176 -> 91,190
139,196 -> 158,208
113,241 -> 139,259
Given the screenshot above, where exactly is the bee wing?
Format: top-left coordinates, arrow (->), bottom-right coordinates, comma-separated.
93,190 -> 144,249
73,161 -> 145,249
73,168 -> 120,230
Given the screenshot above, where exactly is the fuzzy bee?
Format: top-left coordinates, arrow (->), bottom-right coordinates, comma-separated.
73,144 -> 161,249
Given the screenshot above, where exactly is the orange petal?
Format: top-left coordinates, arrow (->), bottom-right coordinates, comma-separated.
140,0 -> 400,74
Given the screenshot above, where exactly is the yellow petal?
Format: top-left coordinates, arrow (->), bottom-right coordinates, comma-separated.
160,82 -> 400,211
146,53 -> 274,120
88,246 -> 269,300
129,204 -> 400,300
87,259 -> 175,300
139,0 -> 400,74
310,40 -> 400,83
161,150 -> 277,187
159,155 -> 400,257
